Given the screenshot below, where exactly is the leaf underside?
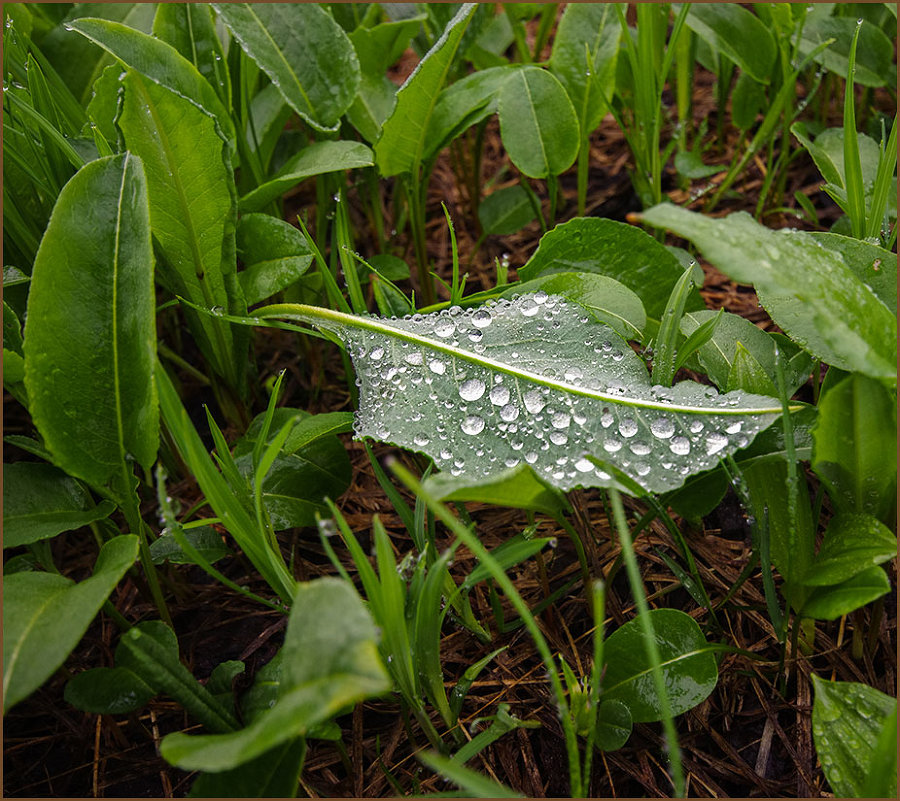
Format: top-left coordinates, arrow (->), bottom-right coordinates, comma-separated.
284,294 -> 783,494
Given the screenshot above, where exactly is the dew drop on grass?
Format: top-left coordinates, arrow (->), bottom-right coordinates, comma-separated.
461,415 -> 485,435
520,297 -> 539,316
434,318 -> 454,338
490,385 -> 510,406
650,417 -> 675,439
472,309 -> 492,328
459,378 -> 486,401
619,417 -> 638,438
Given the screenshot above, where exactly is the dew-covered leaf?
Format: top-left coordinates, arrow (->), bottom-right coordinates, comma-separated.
255,295 -> 784,495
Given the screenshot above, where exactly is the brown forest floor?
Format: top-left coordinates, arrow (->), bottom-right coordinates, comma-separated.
4,52 -> 897,800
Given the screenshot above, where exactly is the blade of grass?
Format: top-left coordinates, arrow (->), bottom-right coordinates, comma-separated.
842,21 -> 866,239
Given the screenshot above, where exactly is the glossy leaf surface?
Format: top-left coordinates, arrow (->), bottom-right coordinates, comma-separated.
3,462 -> 116,548
593,699 -> 632,752
801,566 -> 890,620
686,4 -> 776,84
213,3 -> 359,133
601,608 -> 718,722
22,154 -> 157,487
803,513 -> 897,587
3,535 -> 139,712
256,296 -> 783,495
64,666 -> 156,715
236,214 -> 313,306
811,675 -> 898,798
642,205 -> 897,380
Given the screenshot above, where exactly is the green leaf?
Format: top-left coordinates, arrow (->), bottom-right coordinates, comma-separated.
804,513 -> 897,587
811,675 -> 898,798
601,608 -> 718,723
425,463 -> 567,517
213,3 -> 359,134
727,343 -> 777,396
149,525 -> 230,566
517,217 -> 704,320
160,578 -> 390,772
64,666 -> 156,715
593,698 -> 633,752
238,140 -> 374,213
3,535 -> 139,712
641,205 -> 897,381
3,462 -> 116,549
66,17 -> 234,141
685,4 -> 776,84
22,154 -> 158,487
152,3 -> 230,108
550,3 -> 620,133
116,620 -> 240,733
801,566 -> 890,620
807,233 -> 896,315
497,66 -> 579,179
797,16 -> 894,87
188,738 -> 307,798
254,296 -> 785,495
812,373 -> 896,523
478,185 -> 537,236
233,409 -> 352,530
118,70 -> 245,390
681,311 -> 813,396
730,72 -> 767,132
375,4 -> 477,177
237,214 -> 313,306
418,751 -> 523,798
503,272 -> 646,341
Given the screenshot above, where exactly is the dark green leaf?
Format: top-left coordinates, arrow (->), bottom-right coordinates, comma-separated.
812,373 -> 896,523
807,232 -> 896,315
478,185 -> 536,236
237,214 -> 313,306
730,72 -> 766,131
426,464 -> 566,517
213,4 -> 359,133
188,738 -> 306,798
497,66 -> 578,179
22,154 -> 157,487
149,525 -> 230,566
674,148 -> 727,180
419,751 -> 523,798
593,698 -> 632,752
3,535 -> 139,712
686,4 -> 776,84
797,17 -> 894,87
642,205 -> 897,380
518,217 -> 703,319
804,513 -> 897,587
811,675 -> 898,798
3,462 -> 116,549
601,608 -> 718,723
64,666 -> 155,715
801,566 -> 890,620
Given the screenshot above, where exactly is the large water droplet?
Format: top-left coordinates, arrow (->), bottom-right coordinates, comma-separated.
550,431 -> 568,445
550,412 -> 571,429
500,403 -> 519,421
520,298 -> 539,316
706,432 -> 728,455
600,410 -> 614,428
604,439 -> 622,453
669,436 -> 690,455
414,433 -> 430,447
630,441 -> 651,455
428,359 -> 446,375
459,378 -> 485,401
404,351 -> 423,366
370,346 -> 385,361
434,318 -> 455,337
461,415 -> 485,435
524,451 -> 538,464
564,366 -> 583,383
490,385 -> 510,406
619,418 -> 638,438
650,418 -> 675,439
524,389 -> 546,414
472,309 -> 492,328
574,456 -> 594,472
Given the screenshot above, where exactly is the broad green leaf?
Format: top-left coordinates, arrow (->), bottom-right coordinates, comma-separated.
188,738 -> 307,799
674,148 -> 728,179
727,343 -> 777,396
64,666 -> 156,715
424,66 -> 515,161
601,608 -> 718,722
501,272 -> 646,340
641,205 -> 897,381
811,675 -> 898,798
160,578 -> 390,771
22,153 -> 158,487
517,217 -> 703,320
213,3 -> 359,134
593,699 -> 633,752
233,409 -> 352,530
680,310 -> 814,395
375,4 -> 477,177
497,66 -> 578,179
425,463 -> 567,516
66,17 -> 234,142
152,3 -> 230,109
797,17 -> 894,87
237,214 -> 313,306
730,72 -> 766,131
246,85 -> 292,175
550,3 -> 621,132
118,70 -> 246,390
238,141 -> 374,213
478,185 -> 537,236
807,233 -> 896,315
685,4 -> 776,84
801,566 -> 890,620
149,525 -> 230,566
85,63 -> 125,146
253,296 -> 784,495
812,373 -> 896,524
803,513 -> 897,587
793,127 -> 882,196
117,620 -> 239,733
3,462 -> 116,548
3,535 -> 139,713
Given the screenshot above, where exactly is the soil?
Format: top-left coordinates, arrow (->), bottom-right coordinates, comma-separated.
4,29 -> 897,801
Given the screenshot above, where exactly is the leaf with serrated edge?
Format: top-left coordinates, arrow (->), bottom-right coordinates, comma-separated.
253,295 -> 786,495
